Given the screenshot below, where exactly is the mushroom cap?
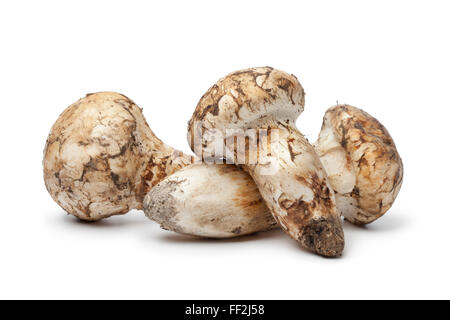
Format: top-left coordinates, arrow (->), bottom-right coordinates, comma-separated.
187,67 -> 305,155
43,92 -> 159,220
316,104 -> 403,224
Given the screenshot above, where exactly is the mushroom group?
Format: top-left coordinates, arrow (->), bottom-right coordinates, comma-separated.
43,67 -> 403,257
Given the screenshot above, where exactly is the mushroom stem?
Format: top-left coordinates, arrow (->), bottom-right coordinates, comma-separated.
144,163 -> 277,238
245,121 -> 344,257
146,104 -> 402,242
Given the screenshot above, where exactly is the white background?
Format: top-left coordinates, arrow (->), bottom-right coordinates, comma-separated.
0,0 -> 449,299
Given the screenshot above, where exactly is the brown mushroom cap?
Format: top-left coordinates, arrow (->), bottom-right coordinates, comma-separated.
315,104 -> 403,224
187,66 -> 305,159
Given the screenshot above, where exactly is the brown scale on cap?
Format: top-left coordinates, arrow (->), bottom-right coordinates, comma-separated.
43,92 -> 193,221
315,104 -> 403,224
187,67 -> 344,257
188,67 -> 304,147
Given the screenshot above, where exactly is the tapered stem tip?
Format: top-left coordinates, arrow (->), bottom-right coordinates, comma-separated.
300,217 -> 345,257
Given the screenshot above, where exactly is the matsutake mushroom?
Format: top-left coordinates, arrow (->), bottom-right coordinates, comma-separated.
43,92 -> 193,221
314,104 -> 403,225
187,67 -> 345,257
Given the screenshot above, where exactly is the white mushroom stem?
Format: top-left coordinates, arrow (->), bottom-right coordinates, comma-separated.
144,164 -> 277,238
245,121 -> 344,256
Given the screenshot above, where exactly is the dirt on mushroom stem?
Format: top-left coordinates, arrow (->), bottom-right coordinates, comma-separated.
143,163 -> 278,238
144,103 -> 401,243
243,121 -> 345,257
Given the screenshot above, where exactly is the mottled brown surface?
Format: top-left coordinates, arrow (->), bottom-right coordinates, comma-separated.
325,104 -> 403,224
231,167 -> 266,213
43,92 -> 193,221
279,173 -> 333,228
188,67 -> 305,154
